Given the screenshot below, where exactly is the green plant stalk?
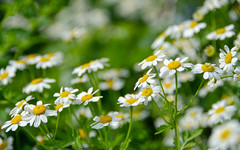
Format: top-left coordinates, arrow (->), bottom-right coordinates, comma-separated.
68,107 -> 75,139
39,125 -> 51,141
122,106 -> 133,150
178,79 -> 204,114
104,127 -> 109,149
152,99 -> 171,125
174,72 -> 180,150
72,110 -> 81,127
24,128 -> 48,149
54,112 -> 60,140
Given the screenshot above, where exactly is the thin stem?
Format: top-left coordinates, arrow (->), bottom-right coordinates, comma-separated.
68,107 -> 75,139
152,99 -> 171,125
122,106 -> 133,150
178,78 -> 204,114
43,124 -> 52,140
153,66 -> 166,97
174,72 -> 180,150
54,112 -> 60,140
72,111 -> 81,127
39,125 -> 51,141
104,127 -> 109,149
221,75 -> 233,79
24,128 -> 48,149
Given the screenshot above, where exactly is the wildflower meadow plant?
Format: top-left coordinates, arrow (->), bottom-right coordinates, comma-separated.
1,0 -> 240,150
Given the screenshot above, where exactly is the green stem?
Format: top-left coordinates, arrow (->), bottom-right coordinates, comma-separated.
152,99 -> 171,125
24,128 -> 48,149
174,72 -> 180,150
72,110 -> 81,127
68,107 -> 75,139
178,79 -> 204,114
221,75 -> 233,79
54,112 -> 60,140
104,127 -> 109,149
122,106 -> 133,150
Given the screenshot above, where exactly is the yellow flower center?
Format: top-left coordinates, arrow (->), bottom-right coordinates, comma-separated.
0,72 -> 8,80
0,141 -> 8,150
79,129 -> 87,139
157,32 -> 165,38
190,21 -> 198,28
40,57 -> 50,62
164,83 -> 172,89
204,46 -> 215,57
100,115 -> 112,123
190,112 -> 197,118
216,28 -> 226,35
11,115 -> 22,124
238,74 -> 240,81
81,94 -> 93,101
17,60 -> 26,64
81,63 -> 90,69
215,107 -> 225,114
31,78 -> 43,84
140,74 -> 148,83
167,61 -> 181,70
220,130 -> 230,140
27,54 -> 37,59
55,104 -> 63,111
145,55 -> 157,62
17,100 -> 27,108
47,53 -> 55,58
116,114 -> 124,120
106,80 -> 114,88
194,12 -> 204,21
33,105 -> 46,115
60,91 -> 71,97
224,53 -> 232,64
142,88 -> 153,97
201,64 -> 215,72
125,98 -> 138,104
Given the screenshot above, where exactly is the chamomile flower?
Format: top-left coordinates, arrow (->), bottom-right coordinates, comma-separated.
138,51 -> 165,70
208,120 -> 240,150
233,67 -> 240,83
207,24 -> 235,40
99,69 -> 130,80
54,102 -> 70,112
10,95 -> 34,117
72,62 -> 92,77
134,69 -> 155,90
151,32 -> 168,49
183,20 -> 206,38
0,137 -> 13,150
0,66 -> 16,85
160,57 -> 192,77
23,78 -> 56,94
192,63 -> 223,80
26,54 -> 40,65
23,101 -> 57,128
36,52 -> 63,69
204,0 -> 228,11
110,113 -> 130,129
89,58 -> 109,72
219,45 -> 238,72
139,85 -> 161,105
1,113 -> 27,132
162,78 -> 177,94
204,45 -> 216,57
118,94 -> 141,107
9,59 -> 27,70
185,107 -> 203,122
193,7 -> 208,21
99,78 -> 124,91
54,87 -> 78,104
208,100 -> 237,125
76,87 -> 102,106
71,75 -> 89,85
91,112 -> 121,129
179,116 -> 199,131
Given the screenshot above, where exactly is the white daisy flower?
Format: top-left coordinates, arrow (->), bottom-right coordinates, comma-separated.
9,59 -> 27,70
74,107 -> 92,119
72,62 -> 92,77
54,102 -> 70,112
89,58 -> 109,72
71,75 -> 89,85
199,80 -> 223,98
138,51 -> 165,70
110,113 -> 130,129
153,42 -> 179,58
54,87 -> 78,104
179,116 -> 199,131
192,63 -> 223,80
118,94 -> 141,107
206,24 -> 235,40
185,107 -> 203,122
183,20 -> 206,38
139,85 -> 161,105
26,54 -> 40,65
0,66 -> 16,85
91,112 -> 121,129
2,113 -> 28,132
160,57 -> 192,77
10,95 -> 34,117
178,72 -> 195,83
204,45 -> 216,57
36,52 -> 63,69
63,27 -> 87,41
22,101 -> 57,128
0,136 -> 13,150
99,69 -> 130,80
208,120 -> 240,150
193,7 -> 208,21
76,87 -> 102,106
234,32 -> 240,46
99,78 -> 124,91
234,67 -> 240,83
219,45 -> 238,72
134,69 -> 155,90
151,32 -> 168,49
208,100 -> 237,125
162,78 -> 177,94
204,0 -> 229,11
23,78 -> 56,94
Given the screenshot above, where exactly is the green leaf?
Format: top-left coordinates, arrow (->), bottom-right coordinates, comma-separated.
182,131 -> 189,142
184,142 -> 196,149
188,129 -> 203,141
155,125 -> 170,135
